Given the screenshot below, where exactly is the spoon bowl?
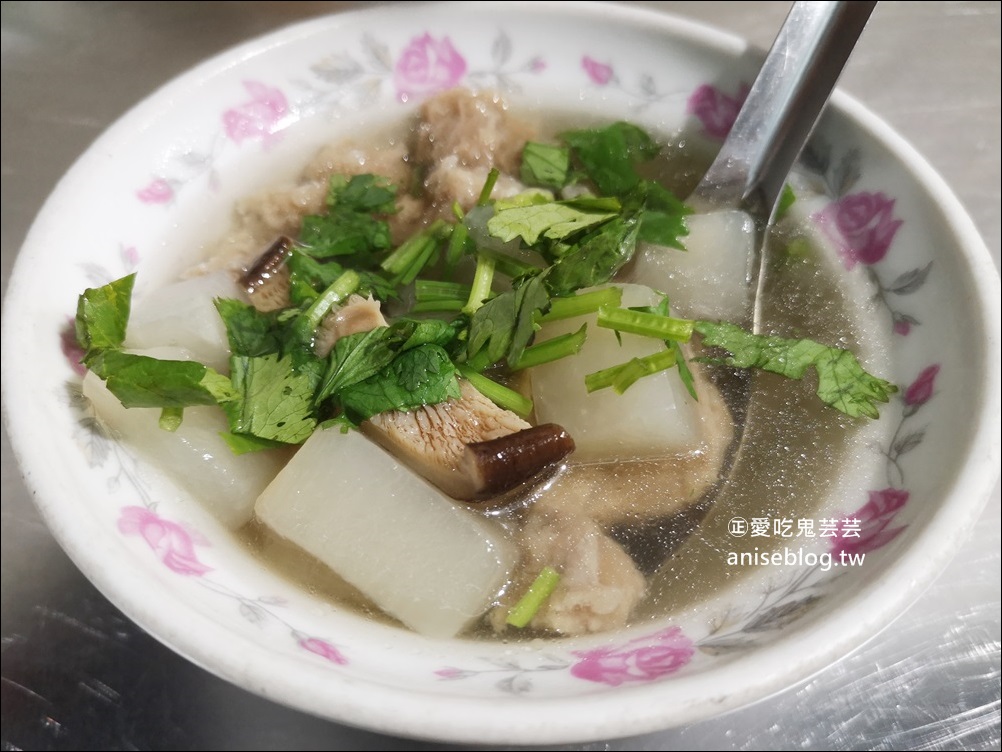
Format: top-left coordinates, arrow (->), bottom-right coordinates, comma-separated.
690,1 -> 877,222
667,1 -> 879,553
692,0 -> 876,336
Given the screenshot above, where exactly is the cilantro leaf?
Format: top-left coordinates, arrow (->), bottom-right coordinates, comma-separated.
542,214 -> 641,296
466,275 -> 550,366
89,350 -> 236,408
338,343 -> 461,422
316,327 -> 401,404
561,122 -> 659,196
214,298 -> 286,357
400,318 -> 462,350
219,432 -> 290,456
326,173 -> 397,214
299,212 -> 391,260
316,318 -> 459,406
520,142 -> 571,190
487,201 -> 618,247
225,353 -> 318,444
298,174 -> 396,260
75,274 -> 135,363
286,250 -> 395,306
637,181 -> 691,249
693,321 -> 898,418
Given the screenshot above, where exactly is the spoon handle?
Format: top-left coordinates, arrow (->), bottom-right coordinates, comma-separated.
690,0 -> 876,219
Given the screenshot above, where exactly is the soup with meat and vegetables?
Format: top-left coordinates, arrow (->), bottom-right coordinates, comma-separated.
75,88 -> 896,640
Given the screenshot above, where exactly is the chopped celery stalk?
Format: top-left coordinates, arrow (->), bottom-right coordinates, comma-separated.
457,365 -> 533,419
585,348 -> 677,394
380,220 -> 447,284
596,306 -> 694,343
445,219 -> 470,270
477,249 -> 544,280
462,253 -> 497,315
300,270 -> 361,335
538,287 -> 623,323
510,324 -> 587,371
415,280 -> 472,304
477,167 -> 500,206
506,566 -> 561,628
411,299 -> 467,314
671,340 -> 698,400
159,406 -> 183,432
462,349 -> 494,374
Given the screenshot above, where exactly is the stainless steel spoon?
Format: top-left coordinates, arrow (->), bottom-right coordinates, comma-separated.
638,2 -> 878,570
689,0 -> 877,331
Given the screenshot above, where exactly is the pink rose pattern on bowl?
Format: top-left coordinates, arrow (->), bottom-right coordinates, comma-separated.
116,493 -> 350,665
118,505 -> 213,576
64,28 -> 938,692
297,635 -> 349,665
394,34 -> 467,101
570,627 -> 694,686
798,140 -> 930,337
135,32 -> 545,204
687,82 -> 750,140
814,191 -> 903,270
833,489 -> 909,558
222,80 -> 289,145
582,55 -> 615,86
136,177 -> 175,205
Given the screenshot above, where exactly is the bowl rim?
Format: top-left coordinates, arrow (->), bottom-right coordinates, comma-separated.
2,0 -> 1000,744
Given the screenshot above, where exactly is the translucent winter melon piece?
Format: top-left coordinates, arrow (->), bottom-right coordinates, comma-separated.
531,283 -> 701,461
627,209 -> 755,321
82,347 -> 288,529
125,270 -> 241,373
255,427 -> 518,638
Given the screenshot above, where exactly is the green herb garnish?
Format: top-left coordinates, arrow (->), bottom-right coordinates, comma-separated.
520,141 -> 571,190
693,321 -> 898,419
506,566 -> 561,628
76,118 -> 895,457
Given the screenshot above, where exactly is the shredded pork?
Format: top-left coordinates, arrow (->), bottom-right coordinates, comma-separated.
490,510 -> 647,635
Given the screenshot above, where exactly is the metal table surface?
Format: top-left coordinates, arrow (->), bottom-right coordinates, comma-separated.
2,2 -> 999,749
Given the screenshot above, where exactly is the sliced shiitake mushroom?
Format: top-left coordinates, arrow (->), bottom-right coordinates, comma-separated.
461,423 -> 575,501
241,235 -> 293,312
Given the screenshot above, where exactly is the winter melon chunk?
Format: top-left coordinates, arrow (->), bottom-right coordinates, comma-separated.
82,346 -> 288,530
125,270 -> 241,373
627,209 -> 756,321
254,427 -> 517,638
530,283 -> 702,462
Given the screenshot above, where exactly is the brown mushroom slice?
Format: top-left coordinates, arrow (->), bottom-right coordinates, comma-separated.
462,424 -> 575,500
362,379 -> 535,500
241,235 -> 293,312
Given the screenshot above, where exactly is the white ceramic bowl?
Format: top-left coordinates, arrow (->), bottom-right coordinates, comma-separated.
2,2 -> 999,744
